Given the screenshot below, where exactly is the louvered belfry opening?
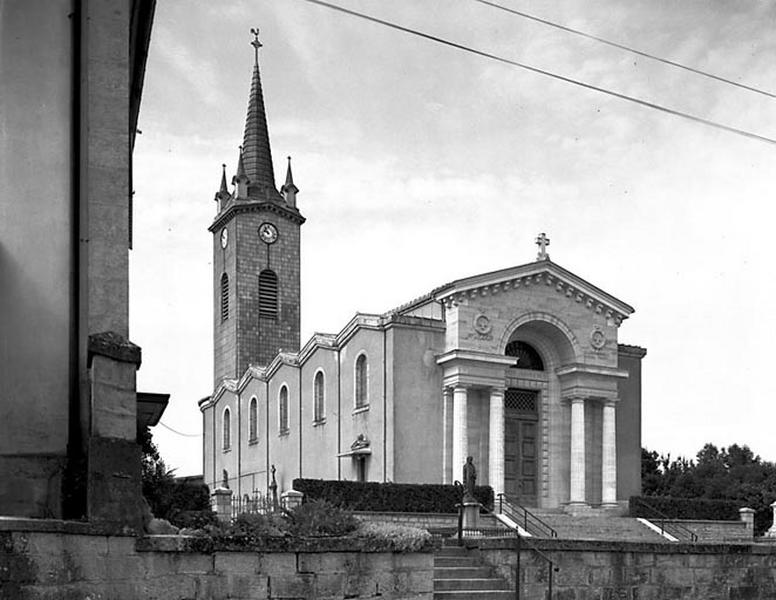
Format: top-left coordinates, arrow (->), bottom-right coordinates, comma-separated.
220,273 -> 229,321
258,269 -> 278,318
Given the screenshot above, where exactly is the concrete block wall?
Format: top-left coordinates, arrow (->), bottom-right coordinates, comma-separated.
0,526 -> 433,600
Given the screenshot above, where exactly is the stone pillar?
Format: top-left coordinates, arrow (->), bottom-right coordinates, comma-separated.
569,396 -> 586,505
739,507 -> 755,538
442,388 -> 453,484
281,489 -> 304,511
488,388 -> 505,497
452,386 -> 468,482
765,502 -> 776,538
211,487 -> 233,522
86,332 -> 143,530
601,399 -> 617,506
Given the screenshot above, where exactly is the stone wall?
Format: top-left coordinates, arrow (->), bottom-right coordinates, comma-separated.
666,519 -> 752,543
0,522 -> 433,600
475,537 -> 776,600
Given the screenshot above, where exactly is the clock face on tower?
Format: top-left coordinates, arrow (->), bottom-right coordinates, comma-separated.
220,227 -> 228,248
258,222 -> 278,244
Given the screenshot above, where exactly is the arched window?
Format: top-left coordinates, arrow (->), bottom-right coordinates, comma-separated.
355,354 -> 368,409
505,340 -> 545,371
314,371 -> 325,423
220,273 -> 229,321
279,385 -> 289,434
258,269 -> 278,318
249,397 -> 258,443
222,407 -> 231,450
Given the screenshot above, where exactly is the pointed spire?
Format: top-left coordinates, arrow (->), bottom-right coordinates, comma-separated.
219,163 -> 229,195
215,163 -> 231,207
233,146 -> 249,199
281,156 -> 299,207
242,28 -> 280,200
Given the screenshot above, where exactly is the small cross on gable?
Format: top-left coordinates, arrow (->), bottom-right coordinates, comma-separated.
536,232 -> 551,261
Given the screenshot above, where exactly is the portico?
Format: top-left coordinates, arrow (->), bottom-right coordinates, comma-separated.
432,248 -> 638,511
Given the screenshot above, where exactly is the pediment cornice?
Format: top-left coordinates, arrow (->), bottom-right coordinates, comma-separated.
434,260 -> 634,327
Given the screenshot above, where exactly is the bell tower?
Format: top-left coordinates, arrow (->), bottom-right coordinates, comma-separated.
209,30 -> 304,388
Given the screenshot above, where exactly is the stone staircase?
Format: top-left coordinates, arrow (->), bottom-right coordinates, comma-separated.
433,544 -> 512,599
525,509 -> 668,542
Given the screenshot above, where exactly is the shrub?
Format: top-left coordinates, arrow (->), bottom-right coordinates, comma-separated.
293,479 -> 494,513
168,508 -> 218,530
629,496 -> 740,521
285,500 -> 359,537
205,512 -> 288,547
355,522 -> 433,552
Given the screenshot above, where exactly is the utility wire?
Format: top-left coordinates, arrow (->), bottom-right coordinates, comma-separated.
472,0 -> 776,100
295,0 -> 776,146
157,420 -> 202,437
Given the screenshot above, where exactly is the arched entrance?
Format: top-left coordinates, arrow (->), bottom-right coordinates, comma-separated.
502,316 -> 579,508
503,342 -> 544,506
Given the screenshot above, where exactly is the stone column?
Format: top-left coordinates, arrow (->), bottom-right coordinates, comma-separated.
442,388 -> 453,484
452,386 -> 468,482
569,396 -> 586,504
488,388 -> 505,497
601,399 -> 617,506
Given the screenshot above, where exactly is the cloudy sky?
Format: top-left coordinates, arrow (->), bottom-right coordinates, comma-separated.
131,0 -> 776,476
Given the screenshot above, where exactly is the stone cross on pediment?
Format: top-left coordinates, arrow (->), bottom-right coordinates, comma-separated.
536,233 -> 551,261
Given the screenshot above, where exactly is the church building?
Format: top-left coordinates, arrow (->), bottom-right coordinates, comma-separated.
199,36 -> 646,512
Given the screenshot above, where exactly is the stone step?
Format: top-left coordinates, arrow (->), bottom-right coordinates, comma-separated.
434,566 -> 493,579
434,590 -> 514,599
518,514 -> 668,542
435,578 -> 510,591
436,545 -> 470,555
435,556 -> 480,567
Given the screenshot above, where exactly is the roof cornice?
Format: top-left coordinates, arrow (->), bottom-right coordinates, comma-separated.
208,199 -> 306,232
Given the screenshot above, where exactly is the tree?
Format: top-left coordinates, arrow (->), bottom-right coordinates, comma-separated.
641,443 -> 776,536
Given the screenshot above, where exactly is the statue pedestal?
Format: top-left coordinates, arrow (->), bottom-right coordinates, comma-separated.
462,501 -> 480,531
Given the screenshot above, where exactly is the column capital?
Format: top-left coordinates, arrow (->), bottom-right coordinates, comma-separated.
567,395 -> 586,405
489,387 -> 505,399
452,384 -> 468,393
602,397 -> 619,408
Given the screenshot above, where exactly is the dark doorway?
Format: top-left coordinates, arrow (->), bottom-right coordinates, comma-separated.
504,388 -> 539,506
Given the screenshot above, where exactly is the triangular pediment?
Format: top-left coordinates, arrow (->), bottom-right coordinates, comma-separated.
403,260 -> 634,326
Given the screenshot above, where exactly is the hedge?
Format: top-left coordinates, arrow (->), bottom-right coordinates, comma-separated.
293,479 -> 494,513
629,496 -> 740,521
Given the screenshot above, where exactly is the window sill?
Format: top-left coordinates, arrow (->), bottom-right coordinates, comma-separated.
313,419 -> 326,427
222,447 -> 231,453
248,438 -> 258,446
352,406 -> 370,416
279,429 -> 290,437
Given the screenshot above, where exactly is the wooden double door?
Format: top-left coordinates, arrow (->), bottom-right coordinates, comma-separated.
503,389 -> 539,506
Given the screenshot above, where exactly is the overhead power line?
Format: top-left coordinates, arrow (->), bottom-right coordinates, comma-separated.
294,0 -> 776,146
157,420 -> 202,438
472,0 -> 776,100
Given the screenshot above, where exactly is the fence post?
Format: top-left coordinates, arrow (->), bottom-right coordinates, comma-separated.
211,487 -> 233,522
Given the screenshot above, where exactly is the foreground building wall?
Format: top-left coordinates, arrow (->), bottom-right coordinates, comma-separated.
0,0 -> 153,521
